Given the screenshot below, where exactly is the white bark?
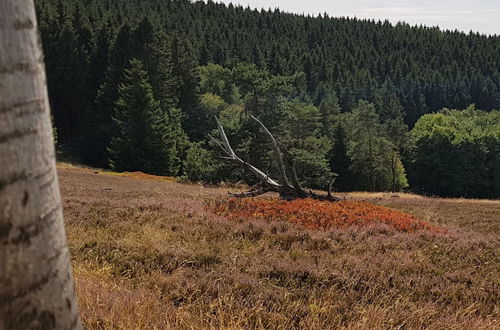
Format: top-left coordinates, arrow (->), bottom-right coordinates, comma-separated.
250,115 -> 292,188
213,117 -> 280,187
214,117 -> 340,201
0,1 -> 82,329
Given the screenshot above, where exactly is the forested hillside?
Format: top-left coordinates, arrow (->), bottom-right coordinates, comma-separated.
35,0 -> 500,198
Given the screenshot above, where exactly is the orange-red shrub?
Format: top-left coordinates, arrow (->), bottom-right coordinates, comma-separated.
208,198 -> 442,233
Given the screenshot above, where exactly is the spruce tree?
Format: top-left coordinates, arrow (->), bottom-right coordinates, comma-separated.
171,36 -> 201,140
318,93 -> 342,136
374,81 -> 410,191
108,59 -> 180,175
84,22 -> 133,167
346,101 -> 403,191
329,123 -> 354,191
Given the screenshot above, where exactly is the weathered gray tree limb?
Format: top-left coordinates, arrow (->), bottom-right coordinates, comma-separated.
250,115 -> 291,188
213,116 -> 340,201
212,117 -> 281,187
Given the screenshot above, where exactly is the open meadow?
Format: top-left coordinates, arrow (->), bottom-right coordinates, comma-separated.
3,1 -> 500,329
58,165 -> 500,329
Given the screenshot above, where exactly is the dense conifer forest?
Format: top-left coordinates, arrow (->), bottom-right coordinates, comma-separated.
35,0 -> 500,198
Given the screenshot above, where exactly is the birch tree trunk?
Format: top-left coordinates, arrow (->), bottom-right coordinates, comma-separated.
0,0 -> 82,329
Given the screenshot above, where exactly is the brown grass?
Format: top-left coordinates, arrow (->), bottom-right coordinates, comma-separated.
57,162 -> 177,182
59,167 -> 500,329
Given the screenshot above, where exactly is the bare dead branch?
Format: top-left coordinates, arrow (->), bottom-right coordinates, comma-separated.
213,117 -> 340,202
209,135 -> 230,156
327,175 -> 338,199
250,115 -> 291,188
214,117 -> 236,157
214,117 -> 280,187
276,141 -> 308,196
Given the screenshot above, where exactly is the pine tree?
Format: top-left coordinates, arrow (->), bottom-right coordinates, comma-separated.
329,123 -> 354,191
171,36 -> 201,140
44,9 -> 89,145
108,59 -> 180,175
278,101 -> 334,189
84,22 -> 133,167
96,22 -> 133,114
346,101 -> 400,191
147,29 -> 179,111
374,81 -> 410,191
318,93 -> 341,136
32,0 -> 500,195
36,0 -> 500,151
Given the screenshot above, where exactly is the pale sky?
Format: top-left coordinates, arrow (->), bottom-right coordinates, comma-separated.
215,0 -> 500,36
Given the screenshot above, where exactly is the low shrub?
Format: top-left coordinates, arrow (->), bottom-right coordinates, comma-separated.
208,198 -> 442,233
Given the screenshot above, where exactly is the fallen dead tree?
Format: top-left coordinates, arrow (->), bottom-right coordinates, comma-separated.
211,116 -> 340,201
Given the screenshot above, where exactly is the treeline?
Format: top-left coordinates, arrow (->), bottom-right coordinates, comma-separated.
188,64 -> 411,194
190,64 -> 500,198
410,108 -> 500,198
36,0 -> 500,143
35,0 -> 500,198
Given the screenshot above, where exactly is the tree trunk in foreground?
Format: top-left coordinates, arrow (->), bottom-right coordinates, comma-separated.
0,0 -> 82,329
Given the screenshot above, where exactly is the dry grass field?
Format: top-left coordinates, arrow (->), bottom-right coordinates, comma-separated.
57,165 -> 500,329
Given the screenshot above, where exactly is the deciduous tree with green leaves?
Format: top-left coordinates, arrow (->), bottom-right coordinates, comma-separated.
410,106 -> 500,198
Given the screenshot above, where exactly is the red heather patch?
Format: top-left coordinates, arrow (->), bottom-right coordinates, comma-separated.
208,198 -> 442,233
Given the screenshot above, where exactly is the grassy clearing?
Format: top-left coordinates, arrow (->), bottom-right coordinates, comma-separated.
57,161 -> 177,182
59,167 -> 500,329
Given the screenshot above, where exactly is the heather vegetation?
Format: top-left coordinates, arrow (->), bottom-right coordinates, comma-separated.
3,0 -> 500,328
208,198 -> 441,233
36,0 -> 500,198
59,166 -> 500,329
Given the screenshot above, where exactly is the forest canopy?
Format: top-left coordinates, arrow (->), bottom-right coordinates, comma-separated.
35,0 -> 500,198
410,107 -> 500,198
